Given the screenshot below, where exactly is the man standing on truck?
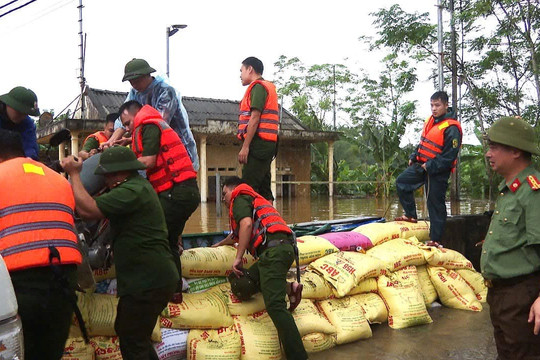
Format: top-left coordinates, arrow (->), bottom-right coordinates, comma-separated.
481,116 -> 540,359
214,176 -> 307,360
62,146 -> 179,360
0,86 -> 40,160
103,58 -> 199,171
0,129 -> 82,360
78,113 -> 117,160
237,57 -> 279,201
119,100 -> 200,303
395,91 -> 462,244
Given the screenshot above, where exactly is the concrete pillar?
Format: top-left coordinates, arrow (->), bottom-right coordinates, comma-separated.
200,135 -> 207,203
328,140 -> 334,197
58,143 -> 65,162
71,131 -> 79,156
271,158 -> 277,200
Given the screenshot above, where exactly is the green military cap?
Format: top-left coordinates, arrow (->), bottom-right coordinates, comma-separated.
487,116 -> 540,155
0,86 -> 40,116
228,268 -> 260,301
94,146 -> 146,175
122,58 -> 156,82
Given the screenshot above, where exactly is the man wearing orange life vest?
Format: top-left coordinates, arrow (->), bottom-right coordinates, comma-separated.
78,113 -> 117,160
238,57 -> 279,201
214,176 -> 307,360
119,100 -> 200,303
0,129 -> 83,360
395,91 -> 462,244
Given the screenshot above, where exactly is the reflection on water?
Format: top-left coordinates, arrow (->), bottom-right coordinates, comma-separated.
183,196 -> 493,234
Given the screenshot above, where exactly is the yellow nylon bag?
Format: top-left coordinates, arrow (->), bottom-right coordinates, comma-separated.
377,266 -> 433,329
352,293 -> 388,324
181,246 -> 256,278
295,235 -> 339,266
292,299 -> 336,336
352,222 -> 402,246
161,291 -> 233,329
416,265 -> 438,304
394,220 -> 431,241
92,266 -> 116,282
427,266 -> 483,311
421,246 -> 474,270
226,292 -> 267,317
187,326 -> 241,360
347,278 -> 378,296
316,296 -> 372,344
302,333 -> 336,353
62,338 -> 94,360
366,238 -> 425,272
89,336 -> 122,360
309,251 -> 386,297
288,270 -> 333,300
233,311 -> 282,360
456,269 -> 488,303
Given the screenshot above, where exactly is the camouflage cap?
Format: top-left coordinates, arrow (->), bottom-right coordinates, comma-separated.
94,146 -> 146,175
0,86 -> 39,116
487,116 -> 540,156
122,58 -> 156,82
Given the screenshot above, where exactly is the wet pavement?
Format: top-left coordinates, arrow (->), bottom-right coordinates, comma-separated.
311,303 -> 497,360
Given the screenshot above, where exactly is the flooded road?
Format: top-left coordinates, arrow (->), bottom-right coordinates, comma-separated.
184,196 -> 492,234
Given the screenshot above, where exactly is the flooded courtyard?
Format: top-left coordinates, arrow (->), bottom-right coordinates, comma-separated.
183,196 -> 492,234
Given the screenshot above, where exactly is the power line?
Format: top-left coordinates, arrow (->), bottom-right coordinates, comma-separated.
0,0 -> 36,19
0,0 -> 19,11
0,0 -> 72,33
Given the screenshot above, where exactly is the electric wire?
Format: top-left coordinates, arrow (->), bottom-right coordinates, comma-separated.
0,0 -> 36,19
0,0 -> 19,11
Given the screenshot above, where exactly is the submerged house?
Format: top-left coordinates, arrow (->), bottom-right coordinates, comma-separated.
36,87 -> 339,201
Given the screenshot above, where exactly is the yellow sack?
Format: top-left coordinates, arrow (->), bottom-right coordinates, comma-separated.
62,338 -> 94,360
377,266 -> 433,329
352,222 -> 402,246
153,328 -> 189,360
348,278 -> 378,296
366,238 -> 425,272
421,246 -> 474,270
292,299 -> 336,336
90,336 -> 122,360
393,220 -> 431,241
288,270 -> 333,300
77,293 -> 161,342
161,291 -> 233,329
302,333 -> 336,354
233,311 -> 282,360
226,292 -> 267,317
92,266 -> 116,282
181,246 -> 256,278
316,296 -> 372,344
352,293 -> 388,324
187,326 -> 241,360
309,252 -> 385,297
295,235 -> 338,266
456,269 -> 488,303
427,266 -> 482,311
416,265 -> 438,304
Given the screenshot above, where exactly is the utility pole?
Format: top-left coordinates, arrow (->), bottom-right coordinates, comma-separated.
450,0 -> 460,202
77,0 -> 86,117
437,0 -> 444,90
333,65 -> 337,130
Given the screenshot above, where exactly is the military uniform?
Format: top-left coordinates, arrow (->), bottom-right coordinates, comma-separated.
481,117 -> 540,360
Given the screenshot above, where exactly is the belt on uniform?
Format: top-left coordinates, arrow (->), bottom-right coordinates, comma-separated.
258,238 -> 293,254
484,271 -> 540,288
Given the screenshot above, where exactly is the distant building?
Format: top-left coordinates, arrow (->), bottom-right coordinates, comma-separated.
37,87 -> 339,200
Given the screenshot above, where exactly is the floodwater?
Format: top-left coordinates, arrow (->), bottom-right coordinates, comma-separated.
183,196 -> 492,234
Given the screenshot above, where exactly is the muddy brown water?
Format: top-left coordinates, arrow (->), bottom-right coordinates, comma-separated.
184,196 -> 492,234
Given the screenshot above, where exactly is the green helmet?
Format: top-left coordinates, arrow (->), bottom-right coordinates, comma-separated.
0,86 -> 40,116
94,146 -> 146,175
122,58 -> 156,82
487,116 -> 540,155
228,269 -> 260,301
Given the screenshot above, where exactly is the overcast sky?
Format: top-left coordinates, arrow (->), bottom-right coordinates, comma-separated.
1,0 -> 474,142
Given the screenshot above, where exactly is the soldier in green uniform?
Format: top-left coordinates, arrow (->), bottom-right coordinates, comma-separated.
214,176 -> 307,360
481,116 -> 540,359
62,147 -> 179,360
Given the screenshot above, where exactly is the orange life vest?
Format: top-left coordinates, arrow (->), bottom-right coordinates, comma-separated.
229,183 -> 292,256
84,131 -> 109,146
238,79 -> 279,142
416,116 -> 462,170
0,158 -> 82,272
132,105 -> 197,193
